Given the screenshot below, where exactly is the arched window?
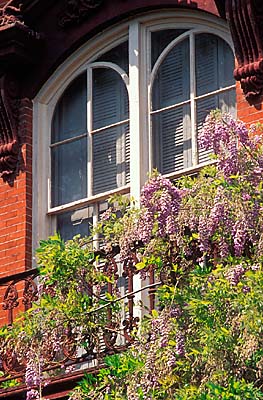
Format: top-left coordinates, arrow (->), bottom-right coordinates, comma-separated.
151,31 -> 235,174
50,43 -> 130,239
33,11 -> 236,243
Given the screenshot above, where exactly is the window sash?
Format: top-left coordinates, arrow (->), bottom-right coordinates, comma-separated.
150,30 -> 236,174
50,63 -> 130,209
47,21 -> 236,244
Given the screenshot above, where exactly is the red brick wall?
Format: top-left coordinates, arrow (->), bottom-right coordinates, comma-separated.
0,99 -> 32,278
0,98 -> 33,326
237,83 -> 263,125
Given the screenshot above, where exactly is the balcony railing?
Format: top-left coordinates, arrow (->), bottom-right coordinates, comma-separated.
0,251 -> 161,398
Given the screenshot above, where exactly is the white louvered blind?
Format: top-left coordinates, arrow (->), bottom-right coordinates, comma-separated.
152,38 -> 191,174
196,33 -> 236,164
51,73 -> 87,208
151,31 -> 236,174
92,67 -> 130,195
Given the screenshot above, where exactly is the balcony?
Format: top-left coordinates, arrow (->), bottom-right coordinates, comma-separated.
0,248 -> 159,399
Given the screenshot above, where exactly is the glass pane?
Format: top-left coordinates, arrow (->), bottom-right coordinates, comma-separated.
218,89 -> 236,116
196,34 -> 235,97
52,73 -> 87,143
196,95 -> 218,164
218,40 -> 235,88
57,206 -> 92,241
96,41 -> 129,73
152,38 -> 190,111
152,104 -> 191,174
51,137 -> 87,207
93,123 -> 129,194
93,68 -> 129,130
151,29 -> 187,67
196,88 -> 236,163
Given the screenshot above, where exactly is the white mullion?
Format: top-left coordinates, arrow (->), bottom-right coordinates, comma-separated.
50,132 -> 88,148
129,20 -> 149,323
147,29 -> 153,173
93,202 -> 99,250
129,21 -> 142,202
47,184 -> 130,215
87,67 -> 93,198
90,118 -> 129,135
190,32 -> 198,166
150,99 -> 191,115
194,84 -> 236,101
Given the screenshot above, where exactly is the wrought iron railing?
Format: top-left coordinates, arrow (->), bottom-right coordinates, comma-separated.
0,251 -> 161,397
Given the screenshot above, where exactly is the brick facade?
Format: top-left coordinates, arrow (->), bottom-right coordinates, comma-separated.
237,83 -> 263,125
0,0 -> 262,314
0,99 -> 32,278
0,0 -> 262,397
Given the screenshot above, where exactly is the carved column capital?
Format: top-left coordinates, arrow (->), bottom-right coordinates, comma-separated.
226,0 -> 263,104
0,1 -> 43,184
0,0 -> 23,27
58,0 -> 104,28
0,74 -> 20,184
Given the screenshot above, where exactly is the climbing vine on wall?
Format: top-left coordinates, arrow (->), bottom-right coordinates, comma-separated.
0,111 -> 263,399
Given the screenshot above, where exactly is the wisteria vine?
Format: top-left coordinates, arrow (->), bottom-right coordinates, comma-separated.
0,111 -> 263,400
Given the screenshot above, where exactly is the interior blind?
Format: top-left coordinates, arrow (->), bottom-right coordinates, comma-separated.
195,34 -> 236,164
92,68 -> 130,195
51,73 -> 87,207
152,38 -> 191,174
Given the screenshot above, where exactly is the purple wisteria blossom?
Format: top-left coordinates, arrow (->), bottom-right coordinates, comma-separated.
25,353 -> 44,400
175,332 -> 185,357
198,215 -> 210,253
232,219 -> 247,257
225,264 -> 245,286
139,174 -> 183,243
199,111 -> 251,180
26,389 -> 40,400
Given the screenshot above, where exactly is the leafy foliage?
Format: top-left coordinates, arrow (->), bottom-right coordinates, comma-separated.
0,235 -> 118,399
1,111 -> 263,400
69,111 -> 263,399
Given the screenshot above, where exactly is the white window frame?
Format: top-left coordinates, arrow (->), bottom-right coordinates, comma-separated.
32,9 -> 235,256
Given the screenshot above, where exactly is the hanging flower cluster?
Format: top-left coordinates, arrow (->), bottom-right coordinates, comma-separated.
200,109 -> 263,183
138,174 -> 183,243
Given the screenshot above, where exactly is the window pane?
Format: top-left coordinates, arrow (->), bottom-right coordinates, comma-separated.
152,38 -> 190,111
197,88 -> 236,163
51,137 -> 87,207
96,41 -> 129,73
195,34 -> 235,97
93,123 -> 129,194
196,95 -> 218,164
151,29 -> 187,67
57,206 -> 92,241
52,73 -> 87,143
93,68 -> 129,130
152,105 -> 191,174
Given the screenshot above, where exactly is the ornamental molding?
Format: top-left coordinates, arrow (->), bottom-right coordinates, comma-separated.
0,74 -> 21,184
0,0 -> 43,184
226,0 -> 263,105
0,0 -> 23,27
58,0 -> 104,28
